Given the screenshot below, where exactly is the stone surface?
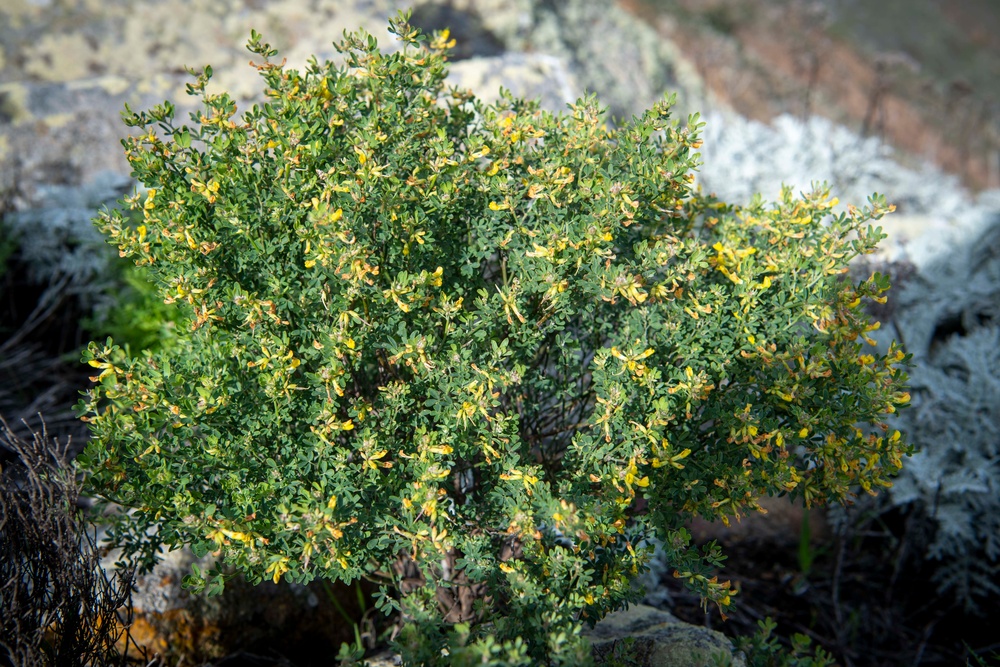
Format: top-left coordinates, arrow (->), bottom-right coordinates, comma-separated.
116,547 -> 377,664
448,52 -> 579,112
586,604 -> 745,667
0,0 -> 701,207
363,650 -> 402,666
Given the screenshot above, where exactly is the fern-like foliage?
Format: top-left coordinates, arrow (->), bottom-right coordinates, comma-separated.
2,171 -> 132,298
883,227 -> 1000,611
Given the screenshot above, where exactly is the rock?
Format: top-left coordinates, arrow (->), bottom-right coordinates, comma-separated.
586,604 -> 745,667
409,2 -> 507,61
439,0 -> 704,121
363,650 -> 402,666
1,0 -> 704,206
448,52 -> 579,112
0,79 -> 137,203
0,0 -> 399,203
109,545 -> 377,664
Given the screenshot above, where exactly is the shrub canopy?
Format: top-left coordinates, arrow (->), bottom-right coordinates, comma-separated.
80,14 -> 910,664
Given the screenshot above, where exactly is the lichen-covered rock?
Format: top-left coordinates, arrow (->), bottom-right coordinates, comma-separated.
461,0 -> 704,121
0,0 -> 401,200
112,546 -> 376,663
410,0 -> 705,120
586,604 -> 745,667
448,52 -> 578,111
1,0 -> 704,205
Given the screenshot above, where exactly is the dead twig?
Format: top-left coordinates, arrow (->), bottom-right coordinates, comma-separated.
0,416 -> 146,666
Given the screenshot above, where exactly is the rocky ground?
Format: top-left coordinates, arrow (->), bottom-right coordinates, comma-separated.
3,1 -> 1000,665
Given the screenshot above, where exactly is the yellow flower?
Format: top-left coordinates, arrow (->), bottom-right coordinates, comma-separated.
87,359 -> 122,382
266,557 -> 290,584
431,28 -> 457,50
362,448 -> 389,470
610,346 -> 655,376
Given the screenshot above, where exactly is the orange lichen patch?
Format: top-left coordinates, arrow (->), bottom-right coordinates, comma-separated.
115,609 -> 225,662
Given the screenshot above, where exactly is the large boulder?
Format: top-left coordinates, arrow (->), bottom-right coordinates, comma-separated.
412,0 -> 705,120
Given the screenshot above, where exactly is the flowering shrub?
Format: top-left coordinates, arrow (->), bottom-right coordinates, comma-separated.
79,13 -> 910,664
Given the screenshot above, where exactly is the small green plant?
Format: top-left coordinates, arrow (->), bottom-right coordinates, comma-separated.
733,618 -> 836,667
595,637 -> 638,667
0,221 -> 16,284
795,510 -> 827,580
965,642 -> 1000,667
79,13 -> 910,664
84,262 -> 179,354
